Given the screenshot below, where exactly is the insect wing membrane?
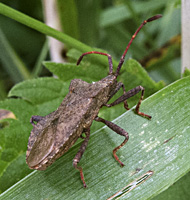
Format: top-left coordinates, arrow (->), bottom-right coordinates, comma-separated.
26,122 -> 57,168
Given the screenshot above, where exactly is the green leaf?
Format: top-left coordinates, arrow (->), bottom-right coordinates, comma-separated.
152,171 -> 190,200
0,117 -> 32,193
0,153 -> 31,193
183,68 -> 190,77
0,99 -> 35,123
7,77 -> 70,116
0,76 -> 189,199
157,3 -> 181,46
8,78 -> 66,104
122,59 -> 164,93
100,0 -> 166,27
44,61 -> 107,82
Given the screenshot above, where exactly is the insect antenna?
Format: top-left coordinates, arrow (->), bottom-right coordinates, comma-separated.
115,14 -> 162,77
77,51 -> 113,74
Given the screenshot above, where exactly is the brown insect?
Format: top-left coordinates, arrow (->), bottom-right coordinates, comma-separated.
26,15 -> 162,187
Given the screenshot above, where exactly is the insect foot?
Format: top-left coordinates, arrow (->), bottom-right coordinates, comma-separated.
26,14 -> 162,188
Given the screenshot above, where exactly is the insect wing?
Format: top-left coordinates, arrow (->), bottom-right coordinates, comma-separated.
26,118 -> 58,169
54,95 -> 92,150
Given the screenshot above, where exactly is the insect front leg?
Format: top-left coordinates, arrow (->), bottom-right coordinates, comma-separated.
105,85 -> 151,119
30,115 -> 44,126
95,116 -> 129,167
30,111 -> 58,126
108,83 -> 130,110
73,128 -> 90,188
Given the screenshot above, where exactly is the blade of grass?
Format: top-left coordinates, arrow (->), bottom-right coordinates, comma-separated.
152,171 -> 190,200
0,76 -> 189,199
31,39 -> 49,78
0,28 -> 31,82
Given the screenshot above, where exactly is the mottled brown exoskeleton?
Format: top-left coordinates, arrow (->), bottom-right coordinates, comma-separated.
26,15 -> 162,187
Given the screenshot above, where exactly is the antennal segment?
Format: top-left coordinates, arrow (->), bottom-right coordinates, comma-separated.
115,14 -> 162,77
77,51 -> 113,74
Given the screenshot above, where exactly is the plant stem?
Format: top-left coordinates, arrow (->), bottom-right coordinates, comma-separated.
0,3 -> 92,52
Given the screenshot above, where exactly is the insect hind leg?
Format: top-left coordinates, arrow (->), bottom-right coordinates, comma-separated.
73,128 -> 90,188
30,115 -> 44,126
106,85 -> 151,119
95,116 -> 129,167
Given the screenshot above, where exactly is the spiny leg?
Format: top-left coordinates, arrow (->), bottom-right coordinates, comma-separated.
107,82 -> 123,101
135,86 -> 151,118
106,82 -> 129,110
76,51 -> 113,74
105,86 -> 151,119
95,116 -> 129,167
121,84 -> 130,111
73,128 -> 90,188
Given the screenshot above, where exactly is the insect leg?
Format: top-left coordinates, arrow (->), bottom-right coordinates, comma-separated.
95,116 -> 129,167
77,51 -> 113,74
121,84 -> 130,110
30,115 -> 44,126
105,86 -> 151,119
106,82 -> 122,102
73,128 -> 90,188
107,83 -> 130,110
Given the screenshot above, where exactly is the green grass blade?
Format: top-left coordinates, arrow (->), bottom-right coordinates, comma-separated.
152,171 -> 190,200
0,29 -> 31,82
0,76 -> 189,199
31,39 -> 49,78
